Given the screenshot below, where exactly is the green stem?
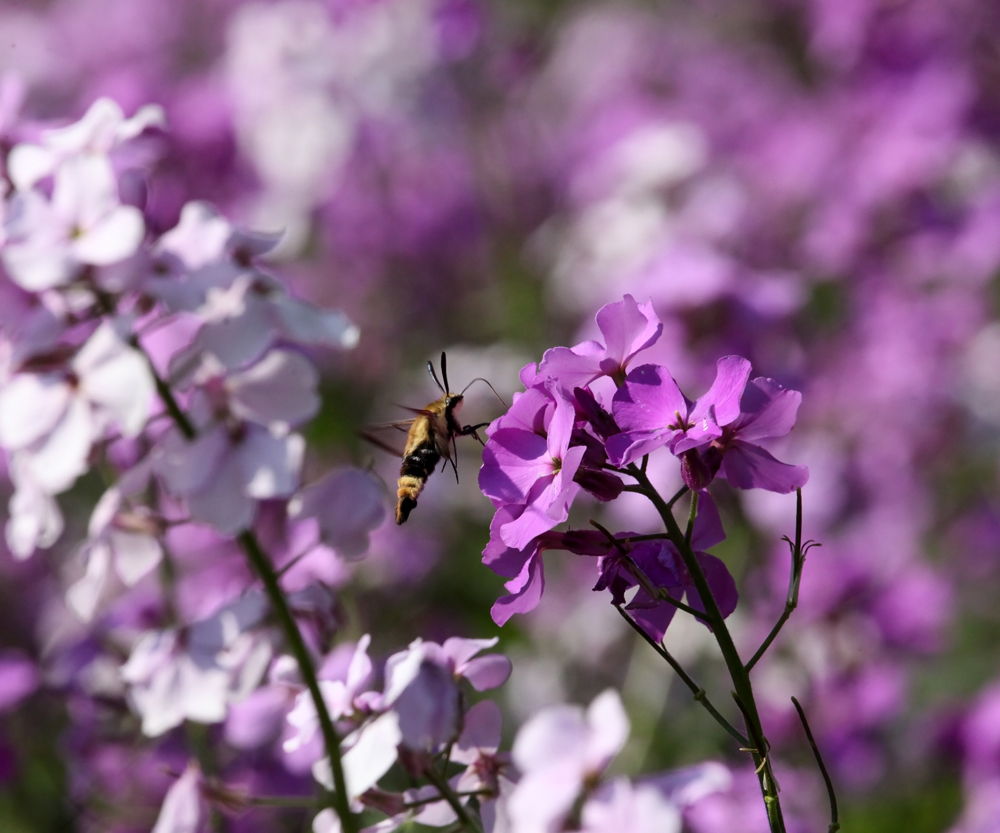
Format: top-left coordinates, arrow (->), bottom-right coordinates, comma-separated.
746,489 -> 811,672
614,605 -> 748,746
239,531 -> 357,833
791,697 -> 839,833
128,327 -> 355,832
627,466 -> 786,833
422,766 -> 483,833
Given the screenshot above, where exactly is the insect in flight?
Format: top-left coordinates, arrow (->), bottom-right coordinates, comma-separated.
362,353 -> 504,524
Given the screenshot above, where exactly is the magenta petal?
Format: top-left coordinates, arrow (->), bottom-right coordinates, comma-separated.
544,383 -> 578,457
686,553 -> 738,622
612,364 -> 687,434
483,506 -> 539,577
463,655 -> 513,691
605,429 -> 672,467
492,552 -> 545,626
596,294 -> 663,370
690,356 -> 751,427
720,441 -> 809,493
736,378 -> 803,441
499,445 -> 586,549
480,429 -> 550,504
538,341 -> 604,389
489,387 -> 552,435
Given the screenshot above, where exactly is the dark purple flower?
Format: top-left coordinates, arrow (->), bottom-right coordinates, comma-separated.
594,495 -> 735,640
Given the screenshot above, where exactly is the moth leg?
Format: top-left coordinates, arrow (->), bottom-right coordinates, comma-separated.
458,422 -> 490,446
449,433 -> 460,482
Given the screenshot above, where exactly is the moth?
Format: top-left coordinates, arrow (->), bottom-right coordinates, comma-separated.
362,353 -> 501,524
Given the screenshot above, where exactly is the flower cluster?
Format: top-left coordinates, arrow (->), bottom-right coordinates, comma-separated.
0,99 -> 742,833
479,294 -> 807,634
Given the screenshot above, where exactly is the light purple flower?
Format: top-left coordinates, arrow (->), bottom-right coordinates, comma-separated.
289,467 -> 387,559
285,635 -> 376,755
508,688 -> 630,833
0,319 -> 154,496
152,762 -> 202,833
312,711 -> 403,808
121,592 -> 272,736
67,459 -> 164,621
607,356 -> 751,467
154,422 -> 304,534
4,455 -> 63,559
3,153 -> 145,291
453,701 -> 516,831
7,97 -> 164,191
580,778 -> 682,833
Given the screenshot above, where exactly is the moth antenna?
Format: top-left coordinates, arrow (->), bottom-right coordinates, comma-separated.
460,377 -> 509,410
440,351 -> 451,393
427,357 -> 445,394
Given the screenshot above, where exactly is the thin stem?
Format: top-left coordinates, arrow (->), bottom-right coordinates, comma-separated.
732,693 -> 783,830
791,697 -> 839,833
666,484 -> 689,509
133,335 -> 197,439
684,491 -> 698,549
614,605 -> 748,746
247,796 -> 317,809
405,789 -> 490,810
125,330 -> 354,830
616,532 -> 671,543
422,766 -> 483,833
239,531 -> 356,833
627,464 -> 786,833
589,521 -> 709,623
746,490 -> 817,672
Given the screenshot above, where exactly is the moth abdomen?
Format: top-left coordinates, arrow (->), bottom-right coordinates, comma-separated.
396,443 -> 441,524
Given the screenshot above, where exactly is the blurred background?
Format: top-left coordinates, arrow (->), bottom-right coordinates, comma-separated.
2,0 -> 1000,830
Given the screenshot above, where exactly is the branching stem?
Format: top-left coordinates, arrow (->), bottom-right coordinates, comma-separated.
626,465 -> 786,833
614,605 -> 748,746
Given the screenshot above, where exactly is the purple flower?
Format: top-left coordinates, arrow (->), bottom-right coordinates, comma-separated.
705,376 -> 809,494
538,294 -> 664,389
607,356 -> 750,468
479,382 -> 585,549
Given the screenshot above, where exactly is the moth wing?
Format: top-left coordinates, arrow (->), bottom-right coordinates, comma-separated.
358,420 -> 414,457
